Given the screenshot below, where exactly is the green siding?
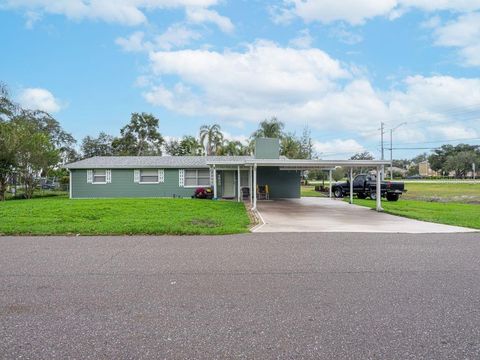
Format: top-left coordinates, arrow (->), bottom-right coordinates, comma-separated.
254,138 -> 280,159
71,169 -> 200,198
257,167 -> 301,198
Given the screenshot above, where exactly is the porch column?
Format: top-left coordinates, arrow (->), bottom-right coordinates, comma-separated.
249,166 -> 253,204
329,169 -> 332,198
213,166 -> 217,199
349,168 -> 354,204
376,166 -> 383,212
237,165 -> 241,202
253,164 -> 257,210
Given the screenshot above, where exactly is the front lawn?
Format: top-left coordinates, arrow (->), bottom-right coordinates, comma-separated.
0,197 -> 250,235
354,198 -> 480,230
403,182 -> 480,203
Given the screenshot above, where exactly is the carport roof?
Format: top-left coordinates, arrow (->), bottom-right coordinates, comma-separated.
206,158 -> 391,169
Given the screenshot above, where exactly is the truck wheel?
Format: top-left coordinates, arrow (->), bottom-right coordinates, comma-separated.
386,193 -> 399,201
333,187 -> 344,198
369,189 -> 377,200
357,193 -> 366,199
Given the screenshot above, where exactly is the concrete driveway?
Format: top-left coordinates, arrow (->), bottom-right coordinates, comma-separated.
253,197 -> 476,233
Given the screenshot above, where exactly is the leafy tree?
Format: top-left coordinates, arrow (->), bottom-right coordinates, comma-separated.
217,140 -> 249,156
0,83 -> 17,120
350,151 -> 374,160
199,124 -> 224,155
411,153 -> 428,164
112,113 -> 164,155
11,117 -> 59,198
165,136 -> 204,156
81,132 -> 115,158
332,167 -> 345,181
444,151 -> 479,178
251,117 -> 284,139
0,121 -> 18,200
407,164 -> 419,176
429,145 -> 479,175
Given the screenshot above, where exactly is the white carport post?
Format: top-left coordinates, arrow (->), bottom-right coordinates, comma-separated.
376,165 -> 383,212
213,165 -> 217,199
253,164 -> 257,210
249,166 -> 253,204
349,168 -> 354,204
329,169 -> 332,198
237,165 -> 241,202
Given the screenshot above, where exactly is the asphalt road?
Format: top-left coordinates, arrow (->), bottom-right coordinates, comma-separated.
1,233 -> 480,359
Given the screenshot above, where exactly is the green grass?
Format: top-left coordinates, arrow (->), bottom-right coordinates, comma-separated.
301,185 -> 326,197
403,183 -> 480,203
353,198 -> 480,230
0,197 -> 250,235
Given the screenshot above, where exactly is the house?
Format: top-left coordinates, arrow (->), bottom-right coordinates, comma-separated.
65,138 -> 301,201
418,161 -> 438,177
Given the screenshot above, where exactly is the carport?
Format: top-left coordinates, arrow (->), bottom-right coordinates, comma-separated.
207,159 -> 391,212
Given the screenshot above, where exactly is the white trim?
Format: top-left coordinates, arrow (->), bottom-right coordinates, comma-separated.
158,169 -> 165,183
213,166 -> 217,198
134,169 -> 140,183
87,170 -> 93,183
106,169 -> 112,183
179,169 -> 185,187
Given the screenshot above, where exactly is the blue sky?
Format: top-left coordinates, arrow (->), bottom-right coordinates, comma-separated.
1,0 -> 479,159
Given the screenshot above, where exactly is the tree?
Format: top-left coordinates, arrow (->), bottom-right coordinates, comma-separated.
0,121 -> 18,200
81,132 -> 115,158
332,167 -> 345,181
112,113 -> 164,155
350,152 -> 374,160
429,144 -> 479,175
444,151 -> 479,178
165,136 -> 204,156
0,83 -> 16,120
251,117 -> 284,139
199,124 -> 224,155
11,117 -> 59,198
280,133 -> 301,158
217,140 -> 249,156
299,126 -> 314,159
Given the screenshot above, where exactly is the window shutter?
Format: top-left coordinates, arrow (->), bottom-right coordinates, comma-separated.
106,169 -> 112,183
134,170 -> 140,183
158,169 -> 165,183
87,170 -> 93,183
178,169 -> 184,187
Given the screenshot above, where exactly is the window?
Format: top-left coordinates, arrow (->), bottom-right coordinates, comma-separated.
93,169 -> 106,183
140,169 -> 158,183
184,169 -> 210,187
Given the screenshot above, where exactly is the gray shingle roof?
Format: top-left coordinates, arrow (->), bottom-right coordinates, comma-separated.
64,156 -> 254,169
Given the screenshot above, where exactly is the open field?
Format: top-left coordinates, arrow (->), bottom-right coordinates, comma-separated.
354,199 -> 480,230
403,182 -> 480,203
0,197 -> 250,235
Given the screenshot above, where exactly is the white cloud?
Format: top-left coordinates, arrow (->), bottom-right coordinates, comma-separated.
186,7 -> 234,33
430,124 -> 478,139
2,0 -> 223,26
279,0 -> 480,25
329,26 -> 363,45
18,88 -> 62,113
116,25 -> 201,52
142,41 -> 480,144
313,139 -> 365,156
433,12 -> 480,66
289,29 -> 313,48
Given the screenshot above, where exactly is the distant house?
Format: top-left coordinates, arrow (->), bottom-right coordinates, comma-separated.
418,161 -> 438,177
65,138 -> 301,200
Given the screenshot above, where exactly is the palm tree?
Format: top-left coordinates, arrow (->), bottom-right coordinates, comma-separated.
218,140 -> 249,156
199,124 -> 224,155
251,117 -> 285,139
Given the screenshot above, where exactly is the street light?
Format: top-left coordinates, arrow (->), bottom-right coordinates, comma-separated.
390,122 -> 407,180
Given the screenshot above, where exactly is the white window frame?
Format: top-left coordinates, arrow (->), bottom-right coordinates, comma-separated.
91,169 -> 110,185
183,169 -> 211,188
137,169 -> 165,184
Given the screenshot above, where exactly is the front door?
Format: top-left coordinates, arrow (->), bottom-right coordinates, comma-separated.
223,171 -> 235,198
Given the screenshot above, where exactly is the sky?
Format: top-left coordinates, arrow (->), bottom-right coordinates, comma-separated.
1,0 -> 479,159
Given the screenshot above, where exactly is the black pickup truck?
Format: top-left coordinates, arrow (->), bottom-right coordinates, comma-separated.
332,174 -> 406,201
